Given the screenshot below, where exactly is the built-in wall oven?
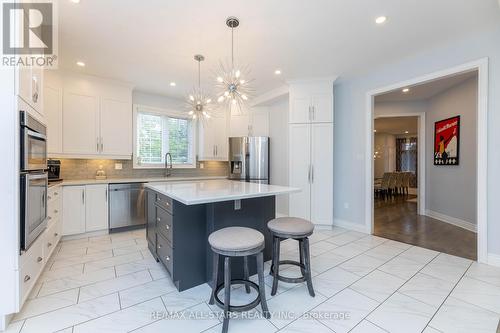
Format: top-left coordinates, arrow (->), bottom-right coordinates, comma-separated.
20,111 -> 48,251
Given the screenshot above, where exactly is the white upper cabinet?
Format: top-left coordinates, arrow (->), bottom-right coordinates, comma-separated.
44,82 -> 63,154
16,66 -> 44,120
46,71 -> 133,159
100,98 -> 132,156
311,93 -> 333,123
63,92 -> 99,155
199,110 -> 228,161
289,79 -> 335,124
229,106 -> 269,137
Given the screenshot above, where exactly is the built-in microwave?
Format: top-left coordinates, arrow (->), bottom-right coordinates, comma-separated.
20,111 -> 47,172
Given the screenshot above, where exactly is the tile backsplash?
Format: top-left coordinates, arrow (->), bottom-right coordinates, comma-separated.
58,159 -> 228,180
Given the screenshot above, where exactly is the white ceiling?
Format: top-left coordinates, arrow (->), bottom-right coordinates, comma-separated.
375,117 -> 418,135
57,0 -> 500,99
375,70 -> 478,103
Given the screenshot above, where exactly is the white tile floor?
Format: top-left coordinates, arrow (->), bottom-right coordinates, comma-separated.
6,227 -> 500,333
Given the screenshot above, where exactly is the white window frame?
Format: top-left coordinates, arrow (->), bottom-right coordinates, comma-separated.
133,104 -> 197,169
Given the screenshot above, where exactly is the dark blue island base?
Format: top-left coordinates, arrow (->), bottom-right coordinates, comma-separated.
146,189 -> 276,292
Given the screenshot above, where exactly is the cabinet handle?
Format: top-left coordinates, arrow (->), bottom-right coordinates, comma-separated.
37,256 -> 43,263
54,233 -> 58,237
54,209 -> 58,213
82,190 -> 85,204
308,165 -> 311,183
311,106 -> 315,120
100,137 -> 104,152
105,189 -> 108,202
308,106 -> 312,121
48,242 -> 52,247
96,138 -> 99,152
48,216 -> 52,220
165,256 -> 170,261
311,165 -> 314,183
24,275 -> 31,283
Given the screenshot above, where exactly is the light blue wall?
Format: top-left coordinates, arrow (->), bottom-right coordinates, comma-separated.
333,25 -> 500,255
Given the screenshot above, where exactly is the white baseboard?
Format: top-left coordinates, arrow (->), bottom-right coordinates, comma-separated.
333,218 -> 370,234
487,253 -> 500,267
425,210 -> 477,233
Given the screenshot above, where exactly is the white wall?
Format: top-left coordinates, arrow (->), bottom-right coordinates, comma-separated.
426,77 -> 477,224
333,24 -> 500,256
132,90 -> 184,109
268,96 -> 289,215
373,133 -> 396,178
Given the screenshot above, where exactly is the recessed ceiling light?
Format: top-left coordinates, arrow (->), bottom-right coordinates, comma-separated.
76,61 -> 85,67
169,82 -> 176,87
70,0 -> 80,3
402,88 -> 410,93
404,130 -> 409,134
375,16 -> 387,24
274,69 -> 281,75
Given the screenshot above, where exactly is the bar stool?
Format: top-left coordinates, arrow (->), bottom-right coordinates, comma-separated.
208,227 -> 270,333
268,217 -> 315,297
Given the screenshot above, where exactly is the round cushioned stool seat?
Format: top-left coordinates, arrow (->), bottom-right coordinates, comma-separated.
267,217 -> 314,237
209,227 -> 265,253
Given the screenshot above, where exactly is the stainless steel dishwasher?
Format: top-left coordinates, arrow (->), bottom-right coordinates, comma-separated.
109,183 -> 146,230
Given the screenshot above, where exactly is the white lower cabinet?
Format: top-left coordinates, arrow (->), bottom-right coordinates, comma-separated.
62,186 -> 86,235
85,185 -> 109,232
63,185 -> 109,236
18,235 -> 44,306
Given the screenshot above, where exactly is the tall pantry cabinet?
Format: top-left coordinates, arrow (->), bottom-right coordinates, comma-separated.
288,79 -> 335,226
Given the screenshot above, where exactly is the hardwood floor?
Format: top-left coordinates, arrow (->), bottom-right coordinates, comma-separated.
374,195 -> 477,260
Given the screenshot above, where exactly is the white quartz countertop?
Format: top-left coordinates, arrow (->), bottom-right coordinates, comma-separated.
48,176 -> 227,188
145,179 -> 300,205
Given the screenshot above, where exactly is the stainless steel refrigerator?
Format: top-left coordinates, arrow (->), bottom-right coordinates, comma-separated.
228,137 -> 269,184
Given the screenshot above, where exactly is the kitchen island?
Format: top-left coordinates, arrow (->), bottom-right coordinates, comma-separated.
145,179 -> 299,291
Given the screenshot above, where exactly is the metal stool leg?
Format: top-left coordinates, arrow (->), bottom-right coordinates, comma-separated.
209,253 -> 219,305
243,256 -> 251,294
222,257 -> 231,333
271,236 -> 280,296
299,239 -> 306,276
302,238 -> 315,297
256,251 -> 271,319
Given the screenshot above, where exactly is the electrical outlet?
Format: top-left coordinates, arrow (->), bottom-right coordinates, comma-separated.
199,162 -> 204,169
115,163 -> 122,170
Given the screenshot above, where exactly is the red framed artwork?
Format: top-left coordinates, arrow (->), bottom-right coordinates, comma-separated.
434,115 -> 460,166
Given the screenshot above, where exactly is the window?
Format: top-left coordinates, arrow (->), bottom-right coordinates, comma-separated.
133,105 -> 195,168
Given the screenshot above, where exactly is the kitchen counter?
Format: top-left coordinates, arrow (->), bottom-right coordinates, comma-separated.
145,179 -> 300,205
48,176 -> 227,187
145,179 -> 300,291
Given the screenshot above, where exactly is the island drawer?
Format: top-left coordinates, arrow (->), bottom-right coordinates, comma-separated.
156,206 -> 173,245
155,194 -> 173,214
156,233 -> 173,274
